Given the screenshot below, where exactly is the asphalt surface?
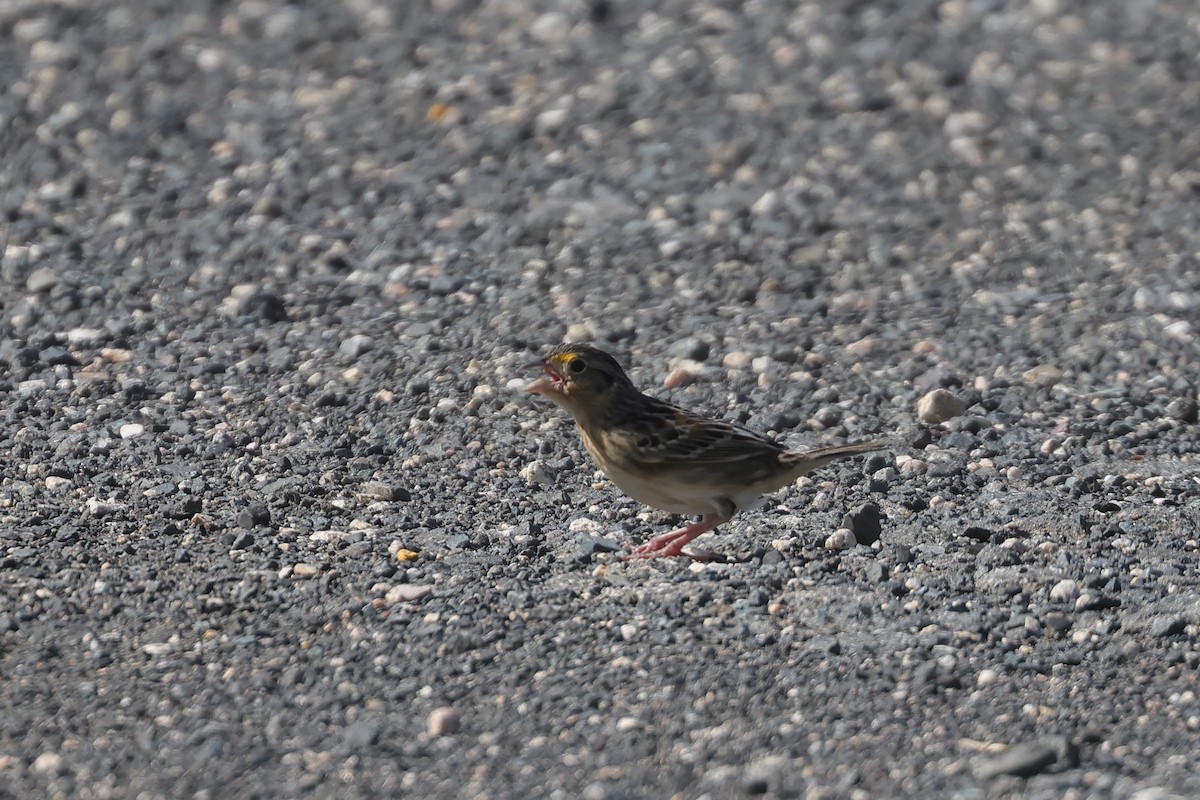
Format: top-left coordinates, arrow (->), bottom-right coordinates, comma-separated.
2,0 -> 1199,798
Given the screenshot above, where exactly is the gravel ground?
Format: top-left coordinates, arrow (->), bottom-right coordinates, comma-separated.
3,0 -> 1200,797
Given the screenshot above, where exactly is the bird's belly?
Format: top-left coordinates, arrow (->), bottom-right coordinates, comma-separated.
598,460 -> 736,516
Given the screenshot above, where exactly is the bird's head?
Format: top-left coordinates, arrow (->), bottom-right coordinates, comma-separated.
526,343 -> 633,416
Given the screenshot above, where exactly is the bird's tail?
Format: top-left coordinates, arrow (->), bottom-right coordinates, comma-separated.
780,439 -> 895,476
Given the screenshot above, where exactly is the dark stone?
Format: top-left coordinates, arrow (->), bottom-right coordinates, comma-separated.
842,503 -> 882,546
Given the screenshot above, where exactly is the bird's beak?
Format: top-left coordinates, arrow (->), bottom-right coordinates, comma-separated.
525,358 -> 560,395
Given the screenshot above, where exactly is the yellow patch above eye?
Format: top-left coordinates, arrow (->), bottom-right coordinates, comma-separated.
550,353 -> 576,366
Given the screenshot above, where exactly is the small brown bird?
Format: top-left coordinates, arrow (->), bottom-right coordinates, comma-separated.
526,343 -> 891,559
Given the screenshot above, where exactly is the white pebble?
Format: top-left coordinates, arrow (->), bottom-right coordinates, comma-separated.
568,517 -> 601,534
385,584 -> 434,603
32,752 -> 63,774
427,707 -> 461,736
723,351 -> 752,370
519,460 -> 554,485
66,327 -> 104,347
1040,438 -> 1063,455
1050,579 -> 1079,602
916,388 -> 966,423
824,528 -> 857,550
119,423 -> 145,439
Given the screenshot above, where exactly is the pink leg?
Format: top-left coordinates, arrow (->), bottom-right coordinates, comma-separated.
625,513 -> 729,559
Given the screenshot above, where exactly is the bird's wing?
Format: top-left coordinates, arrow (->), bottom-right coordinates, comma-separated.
611,398 -> 787,466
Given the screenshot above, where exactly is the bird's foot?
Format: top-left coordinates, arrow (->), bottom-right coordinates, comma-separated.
621,514 -> 727,561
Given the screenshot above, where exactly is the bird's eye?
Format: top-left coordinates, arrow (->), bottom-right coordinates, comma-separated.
569,358 -> 587,374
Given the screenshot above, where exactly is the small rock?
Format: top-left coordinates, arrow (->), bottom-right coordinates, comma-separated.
917,388 -> 967,423
862,561 -> 888,583
973,740 -> 1062,779
291,563 -> 320,578
1166,396 -> 1198,423
240,289 -> 288,322
723,350 -> 753,370
1042,611 -> 1072,636
1075,593 -> 1120,611
31,751 -> 64,774
26,266 -> 59,293
664,366 -> 700,389
669,337 -> 711,362
825,528 -> 857,550
519,459 -> 555,485
385,584 -> 434,603
360,481 -> 400,501
339,334 -> 375,358
118,422 -> 145,441
1148,616 -> 1186,638
568,517 -> 602,534
236,504 -> 272,527
39,346 -> 77,365
536,107 -> 570,135
577,533 -> 622,556
1049,579 -> 1079,602
1022,364 -> 1063,387
427,707 -> 460,736
842,503 -> 882,546
445,533 -> 471,549
962,526 -> 994,542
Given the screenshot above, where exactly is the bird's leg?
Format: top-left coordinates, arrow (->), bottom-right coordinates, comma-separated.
625,513 -> 729,559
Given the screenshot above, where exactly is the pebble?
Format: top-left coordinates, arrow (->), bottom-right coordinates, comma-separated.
520,460 -> 555,485
568,518 -> 602,534
427,707 -> 460,736
842,503 -> 882,546
722,351 -> 753,370
577,534 -> 621,556
973,737 -> 1077,779
384,584 -> 434,603
1165,396 -> 1198,423
31,751 -> 64,774
1040,438 -> 1063,455
1049,579 -> 1079,602
1147,616 -> 1186,638
26,266 -> 58,292
663,366 -> 700,389
917,388 -> 966,423
669,338 -> 711,361
1075,593 -> 1120,611
339,334 -> 375,358
119,423 -> 146,439
359,481 -> 406,501
1022,364 -> 1063,387
825,529 -> 857,550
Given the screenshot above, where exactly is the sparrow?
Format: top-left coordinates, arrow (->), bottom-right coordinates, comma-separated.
526,343 -> 890,559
